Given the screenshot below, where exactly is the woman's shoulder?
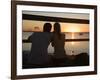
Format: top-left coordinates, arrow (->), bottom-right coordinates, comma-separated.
61,33 -> 65,35
61,33 -> 65,37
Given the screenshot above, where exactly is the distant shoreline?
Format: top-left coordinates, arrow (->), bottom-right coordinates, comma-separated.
23,31 -> 89,33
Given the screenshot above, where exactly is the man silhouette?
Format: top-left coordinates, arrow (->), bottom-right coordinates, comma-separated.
28,23 -> 52,66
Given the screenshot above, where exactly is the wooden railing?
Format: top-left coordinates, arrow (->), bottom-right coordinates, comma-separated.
23,14 -> 89,24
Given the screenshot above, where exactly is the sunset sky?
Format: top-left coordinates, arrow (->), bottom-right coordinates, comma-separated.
23,20 -> 89,32
22,11 -> 89,32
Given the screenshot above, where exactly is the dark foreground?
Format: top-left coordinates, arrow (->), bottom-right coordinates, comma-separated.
22,51 -> 89,69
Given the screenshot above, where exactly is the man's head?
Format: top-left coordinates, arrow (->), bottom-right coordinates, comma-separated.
43,23 -> 52,32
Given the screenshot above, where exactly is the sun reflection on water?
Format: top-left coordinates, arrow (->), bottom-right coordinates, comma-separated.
71,32 -> 75,45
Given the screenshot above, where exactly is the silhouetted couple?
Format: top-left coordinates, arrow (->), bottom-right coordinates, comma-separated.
28,22 -> 66,66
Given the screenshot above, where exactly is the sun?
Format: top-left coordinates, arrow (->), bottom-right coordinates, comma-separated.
61,23 -> 84,32
67,26 -> 80,32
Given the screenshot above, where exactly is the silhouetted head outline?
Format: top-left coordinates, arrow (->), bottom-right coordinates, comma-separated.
43,23 -> 52,32
54,22 -> 61,34
54,22 -> 61,39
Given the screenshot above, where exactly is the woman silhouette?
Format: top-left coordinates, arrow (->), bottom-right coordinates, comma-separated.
52,22 -> 66,59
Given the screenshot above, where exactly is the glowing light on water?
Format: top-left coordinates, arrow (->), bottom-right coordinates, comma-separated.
71,32 -> 75,45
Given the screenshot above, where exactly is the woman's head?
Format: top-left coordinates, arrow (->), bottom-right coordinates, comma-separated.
43,23 -> 52,32
54,22 -> 62,39
54,22 -> 61,33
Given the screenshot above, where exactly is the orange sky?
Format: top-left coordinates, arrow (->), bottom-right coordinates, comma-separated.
23,20 -> 89,32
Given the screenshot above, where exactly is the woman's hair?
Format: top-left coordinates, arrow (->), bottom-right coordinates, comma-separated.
54,22 -> 61,39
43,23 -> 52,32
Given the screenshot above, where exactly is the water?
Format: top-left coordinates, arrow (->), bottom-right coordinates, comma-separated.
22,32 -> 89,39
22,32 -> 89,55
